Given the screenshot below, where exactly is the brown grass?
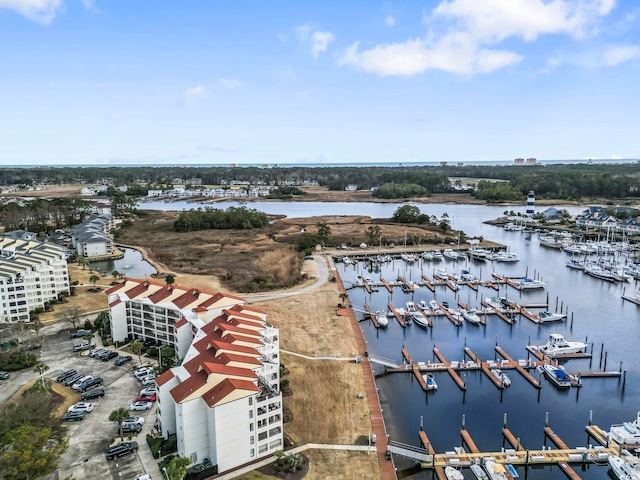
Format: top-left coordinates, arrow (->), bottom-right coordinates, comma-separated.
300,450 -> 380,480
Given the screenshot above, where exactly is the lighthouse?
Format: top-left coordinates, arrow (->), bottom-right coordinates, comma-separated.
526,190 -> 535,215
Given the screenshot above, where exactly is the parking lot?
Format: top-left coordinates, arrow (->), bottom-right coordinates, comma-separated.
2,327 -> 159,480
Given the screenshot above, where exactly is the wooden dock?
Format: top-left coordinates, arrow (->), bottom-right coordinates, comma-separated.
495,346 -> 541,388
460,429 -> 479,453
420,274 -> 435,292
379,277 -> 393,293
388,303 -> 406,327
419,430 -> 435,455
502,428 -> 525,451
433,347 -> 466,390
364,303 -> 380,328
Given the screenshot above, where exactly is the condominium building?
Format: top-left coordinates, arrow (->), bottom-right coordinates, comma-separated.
106,278 -> 282,473
0,235 -> 70,323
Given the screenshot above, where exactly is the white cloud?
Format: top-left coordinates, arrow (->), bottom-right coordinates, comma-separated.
181,85 -> 209,107
295,24 -> 335,58
342,0 -> 617,76
0,0 -> 63,24
217,77 -> 244,90
311,31 -> 335,58
581,44 -> 640,67
543,52 -> 564,72
385,15 -> 396,27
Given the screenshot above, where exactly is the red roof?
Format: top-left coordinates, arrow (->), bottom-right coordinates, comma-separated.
201,361 -> 258,379
156,369 -> 175,386
147,285 -> 175,303
109,299 -> 121,308
174,318 -> 188,329
170,369 -> 208,403
201,378 -> 260,408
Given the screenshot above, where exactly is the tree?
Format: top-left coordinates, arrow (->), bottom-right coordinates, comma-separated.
338,292 -> 349,308
111,270 -> 122,282
89,274 -> 100,287
61,306 -> 84,330
165,274 -> 175,285
365,225 -> 381,246
315,222 -> 331,247
108,407 -> 130,441
130,340 -> 144,364
78,258 -> 89,270
33,362 -> 49,389
391,205 -> 421,223
0,425 -> 68,480
163,455 -> 191,480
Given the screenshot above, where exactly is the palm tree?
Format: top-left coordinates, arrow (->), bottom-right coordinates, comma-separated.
111,270 -> 122,282
33,362 -> 49,389
165,274 -> 175,285
79,258 -> 89,270
109,407 -> 131,440
338,292 -> 349,308
89,274 -> 100,287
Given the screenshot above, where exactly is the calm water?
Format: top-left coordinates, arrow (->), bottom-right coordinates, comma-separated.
142,200 -> 636,479
89,247 -> 156,278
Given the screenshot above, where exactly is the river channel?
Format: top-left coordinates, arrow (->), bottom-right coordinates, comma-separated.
141,200 -> 638,479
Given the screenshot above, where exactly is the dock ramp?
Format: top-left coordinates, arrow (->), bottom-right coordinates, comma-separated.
368,354 -> 400,369
387,440 -> 433,463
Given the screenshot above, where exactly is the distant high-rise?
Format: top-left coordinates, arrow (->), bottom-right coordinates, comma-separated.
527,190 -> 535,215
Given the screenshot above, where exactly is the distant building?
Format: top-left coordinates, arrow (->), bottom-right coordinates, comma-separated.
345,184 -> 358,192
515,157 -> 537,165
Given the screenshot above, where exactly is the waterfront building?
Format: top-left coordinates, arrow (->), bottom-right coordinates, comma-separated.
71,214 -> 115,258
0,235 -> 70,323
526,190 -> 535,215
106,278 -> 282,473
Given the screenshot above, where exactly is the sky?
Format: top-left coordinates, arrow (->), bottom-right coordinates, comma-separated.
1,0 -> 639,166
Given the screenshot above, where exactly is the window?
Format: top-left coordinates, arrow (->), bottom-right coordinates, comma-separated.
249,424 -> 254,432
249,410 -> 253,419
250,448 -> 255,458
258,432 -> 268,441
250,436 -> 254,445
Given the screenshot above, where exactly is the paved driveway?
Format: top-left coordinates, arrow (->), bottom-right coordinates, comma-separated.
1,329 -> 157,480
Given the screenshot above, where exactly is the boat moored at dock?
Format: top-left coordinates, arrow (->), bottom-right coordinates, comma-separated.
423,373 -> 438,391
444,466 -> 464,480
537,310 -> 567,323
517,277 -> 546,290
537,333 -> 587,355
541,363 -> 572,388
484,459 -> 508,480
609,412 -> 640,445
490,368 -> 511,387
609,454 -> 640,480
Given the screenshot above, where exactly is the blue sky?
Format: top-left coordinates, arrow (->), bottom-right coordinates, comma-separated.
1,0 -> 639,166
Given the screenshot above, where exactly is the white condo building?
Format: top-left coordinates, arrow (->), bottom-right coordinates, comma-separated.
0,236 -> 70,323
106,278 -> 282,473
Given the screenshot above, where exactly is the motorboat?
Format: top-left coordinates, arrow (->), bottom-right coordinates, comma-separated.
462,308 -> 481,324
411,311 -> 429,328
429,299 -> 442,313
584,264 -> 618,282
435,267 -> 448,278
423,373 -> 438,391
484,459 -> 509,480
609,412 -> 640,445
470,463 -> 489,480
418,300 -> 430,311
444,466 -> 464,480
609,454 -> 640,480
443,248 -> 462,260
447,308 -> 463,322
517,277 -> 546,290
374,311 -> 389,328
421,251 -> 434,261
493,251 -> 519,262
406,301 -> 418,313
401,253 -> 416,263
539,235 -> 564,249
468,246 -> 488,261
541,363 -> 572,388
505,464 -> 519,478
537,310 -> 567,323
490,368 -> 511,387
537,333 -> 587,355
432,250 -> 444,261
460,270 -> 475,282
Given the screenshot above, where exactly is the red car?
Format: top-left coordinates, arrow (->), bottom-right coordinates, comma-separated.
136,395 -> 156,403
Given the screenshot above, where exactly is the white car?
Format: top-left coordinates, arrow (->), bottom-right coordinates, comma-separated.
71,375 -> 93,391
134,367 -> 153,380
139,386 -> 157,397
129,401 -> 153,411
134,474 -> 152,480
141,375 -> 156,386
67,402 -> 94,413
123,416 -> 145,426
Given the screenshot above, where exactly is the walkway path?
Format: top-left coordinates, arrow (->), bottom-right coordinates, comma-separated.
280,349 -> 358,361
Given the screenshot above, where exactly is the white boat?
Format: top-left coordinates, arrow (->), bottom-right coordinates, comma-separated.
429,299 -> 442,313
541,363 -> 572,388
375,311 -> 389,328
436,267 -> 448,278
539,235 -> 564,249
536,310 -> 567,323
443,248 -> 461,260
490,368 -> 511,387
565,258 -> 585,270
448,308 -> 464,322
411,311 -> 429,328
401,252 -> 416,263
460,270 -> 475,282
421,251 -> 434,261
468,246 -> 488,261
609,454 -> 640,480
493,251 -> 520,262
537,333 -> 587,355
444,466 -> 464,480
418,300 -> 430,311
470,463 -> 489,480
517,277 -> 546,289
484,459 -> 509,480
432,250 -> 444,261
406,301 -> 418,313
462,308 -> 481,324
423,373 -> 438,391
585,264 -> 618,282
609,412 -> 640,445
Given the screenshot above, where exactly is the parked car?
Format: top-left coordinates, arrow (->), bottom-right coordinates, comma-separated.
56,369 -> 76,382
121,423 -> 142,434
25,342 -> 41,350
136,394 -> 156,403
80,377 -> 103,391
71,375 -> 93,391
101,351 -> 118,361
115,355 -> 132,366
73,342 -> 95,352
70,329 -> 92,338
123,416 -> 145,426
64,372 -> 85,387
134,474 -> 152,480
134,367 -> 153,380
67,402 -> 94,413
129,401 -> 153,411
62,411 -> 86,422
105,441 -> 138,460
0,371 -> 9,380
89,348 -> 106,358
81,388 -> 105,401
139,386 -> 157,397
141,375 -> 156,386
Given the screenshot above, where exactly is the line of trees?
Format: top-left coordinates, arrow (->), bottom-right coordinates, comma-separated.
173,206 -> 269,232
